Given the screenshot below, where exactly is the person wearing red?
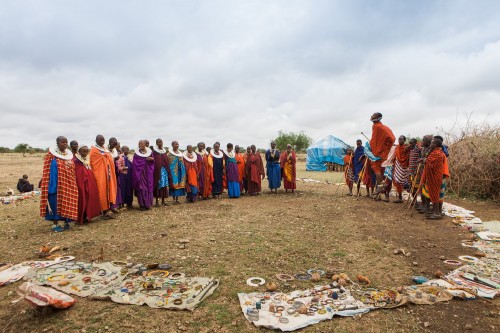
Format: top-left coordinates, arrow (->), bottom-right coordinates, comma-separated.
39,136 -> 78,232
343,148 -> 354,196
245,145 -> 265,195
420,136 -> 449,219
369,112 -> 395,184
73,145 -> 101,224
393,135 -> 410,203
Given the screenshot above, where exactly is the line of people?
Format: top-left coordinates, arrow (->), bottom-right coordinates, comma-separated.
39,136 -> 298,232
343,112 -> 450,220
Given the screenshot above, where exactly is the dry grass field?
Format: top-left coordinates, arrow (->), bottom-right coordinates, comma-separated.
0,153 -> 498,333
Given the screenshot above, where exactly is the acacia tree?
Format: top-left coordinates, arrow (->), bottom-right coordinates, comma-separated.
14,143 -> 30,157
273,131 -> 313,152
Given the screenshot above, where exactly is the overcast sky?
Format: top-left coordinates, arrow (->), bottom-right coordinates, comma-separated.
1,0 -> 499,150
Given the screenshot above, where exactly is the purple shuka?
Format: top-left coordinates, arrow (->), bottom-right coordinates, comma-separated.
132,150 -> 155,209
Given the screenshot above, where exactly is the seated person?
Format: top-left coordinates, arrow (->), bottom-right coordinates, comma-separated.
17,174 -> 34,193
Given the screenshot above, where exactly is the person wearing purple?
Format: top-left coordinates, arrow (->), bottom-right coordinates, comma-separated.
132,140 -> 155,210
119,146 -> 134,208
112,142 -> 124,210
224,143 -> 241,198
195,142 -> 207,200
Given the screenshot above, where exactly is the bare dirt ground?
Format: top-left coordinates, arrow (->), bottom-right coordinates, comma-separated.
0,153 -> 498,333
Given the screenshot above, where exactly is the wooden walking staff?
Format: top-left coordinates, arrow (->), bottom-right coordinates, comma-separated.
406,183 -> 422,215
406,163 -> 422,207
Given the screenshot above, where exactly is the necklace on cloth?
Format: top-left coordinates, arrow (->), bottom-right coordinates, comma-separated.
211,150 -> 223,158
170,149 -> 184,157
183,151 -> 197,162
153,145 -> 166,154
75,153 -> 91,168
225,150 -> 235,158
49,147 -> 73,160
135,147 -> 152,158
94,144 -> 110,153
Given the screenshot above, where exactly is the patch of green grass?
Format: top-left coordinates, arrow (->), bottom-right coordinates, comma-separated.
207,304 -> 233,326
332,250 -> 347,257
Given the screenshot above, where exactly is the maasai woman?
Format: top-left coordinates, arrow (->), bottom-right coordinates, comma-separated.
235,145 -> 246,194
132,140 -> 155,210
243,146 -> 252,193
245,145 -> 265,196
168,141 -> 186,204
152,138 -> 171,206
183,145 -> 199,203
196,142 -> 213,199
343,148 -> 355,196
224,143 -> 241,198
108,137 -> 121,213
120,146 -> 133,208
73,145 -> 101,224
90,135 -> 117,219
211,142 -> 224,198
265,142 -> 281,193
280,144 -> 296,193
40,136 -> 78,232
393,135 -> 410,203
112,142 -> 123,210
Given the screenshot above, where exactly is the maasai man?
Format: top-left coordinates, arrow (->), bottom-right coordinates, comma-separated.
70,140 -> 79,155
168,141 -> 186,204
343,148 -> 355,196
393,135 -> 410,203
265,142 -> 281,193
224,143 -> 241,198
183,145 -> 199,203
39,136 -> 78,232
196,142 -> 213,199
120,146 -> 134,208
246,145 -> 265,195
362,158 -> 376,197
353,139 -> 366,195
132,140 -> 155,210
152,138 -> 171,206
420,136 -> 449,219
211,142 -> 224,198
280,144 -> 296,193
416,135 -> 433,213
369,112 -> 395,185
73,145 -> 101,224
90,135 -> 117,219
235,145 -> 246,194
407,138 -> 421,196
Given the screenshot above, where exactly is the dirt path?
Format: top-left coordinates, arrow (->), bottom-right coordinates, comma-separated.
0,153 -> 498,333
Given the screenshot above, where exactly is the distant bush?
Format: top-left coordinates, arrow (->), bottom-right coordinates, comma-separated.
443,118 -> 500,201
273,131 -> 313,152
0,147 -> 11,153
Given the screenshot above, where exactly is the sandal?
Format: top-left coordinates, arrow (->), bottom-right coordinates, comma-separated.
393,199 -> 403,203
426,214 -> 443,220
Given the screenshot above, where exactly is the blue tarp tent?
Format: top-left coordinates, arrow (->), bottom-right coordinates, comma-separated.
306,135 -> 352,171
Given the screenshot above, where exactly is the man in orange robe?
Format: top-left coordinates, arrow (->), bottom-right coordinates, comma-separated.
420,136 -> 449,219
90,134 -> 117,219
369,112 -> 395,185
235,145 -> 246,194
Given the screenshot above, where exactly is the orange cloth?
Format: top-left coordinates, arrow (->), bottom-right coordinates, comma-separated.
343,155 -> 354,186
420,148 -> 446,203
370,122 -> 395,159
90,146 -> 117,211
235,153 -> 245,183
202,154 -> 214,197
395,144 -> 410,167
184,159 -> 198,189
371,160 -> 382,174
